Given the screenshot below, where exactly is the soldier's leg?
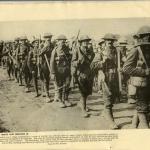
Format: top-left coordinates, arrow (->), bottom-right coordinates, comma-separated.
77,77 -> 89,117
127,83 -> 136,104
10,62 -> 14,79
55,75 -> 65,107
19,67 -> 23,86
7,61 -> 11,80
44,73 -> 53,103
40,69 -> 45,97
103,94 -> 118,129
32,66 -> 39,97
131,110 -> 139,129
23,64 -> 30,92
14,65 -> 18,83
64,75 -> 72,107
136,87 -> 149,129
54,80 -> 59,102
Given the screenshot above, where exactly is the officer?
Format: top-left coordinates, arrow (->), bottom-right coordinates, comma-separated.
50,35 -> 72,108
72,35 -> 95,117
39,33 -> 54,102
28,39 -> 40,97
18,36 -> 31,92
123,26 -> 150,128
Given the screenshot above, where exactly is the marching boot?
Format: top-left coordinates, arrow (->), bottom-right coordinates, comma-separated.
131,111 -> 139,129
25,87 -> 29,93
104,108 -> 119,129
128,96 -> 136,104
138,112 -> 149,129
80,97 -> 89,118
64,91 -> 72,107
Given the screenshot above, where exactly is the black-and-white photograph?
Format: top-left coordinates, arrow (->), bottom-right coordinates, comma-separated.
0,17 -> 150,132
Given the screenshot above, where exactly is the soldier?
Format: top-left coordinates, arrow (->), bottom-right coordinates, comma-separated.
92,33 -> 119,129
72,35 -> 95,117
0,40 -> 4,66
39,33 -> 54,102
13,37 -> 20,83
2,41 -> 14,80
50,35 -> 72,108
28,39 -> 40,97
123,26 -> 150,128
18,36 -> 31,92
94,39 -> 105,94
117,37 -> 136,104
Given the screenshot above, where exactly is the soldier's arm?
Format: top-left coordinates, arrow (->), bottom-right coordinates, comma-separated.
39,46 -> 47,56
123,48 -> 147,77
71,48 -> 79,68
50,49 -> 56,74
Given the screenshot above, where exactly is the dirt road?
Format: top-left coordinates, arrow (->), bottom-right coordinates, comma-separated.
0,68 -> 135,132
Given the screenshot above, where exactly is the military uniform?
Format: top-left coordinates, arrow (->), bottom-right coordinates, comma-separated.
72,35 -> 95,117
28,39 -> 40,97
50,35 -> 72,108
2,41 -> 14,80
18,36 -> 31,92
123,26 -> 150,128
39,33 -> 54,102
0,41 -> 4,66
92,39 -> 105,94
13,37 -> 20,83
93,34 -> 119,129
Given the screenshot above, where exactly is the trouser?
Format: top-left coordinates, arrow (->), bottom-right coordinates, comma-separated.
54,80 -> 59,101
104,71 -> 119,109
136,86 -> 150,113
29,63 -> 39,95
14,64 -> 19,82
40,63 -> 50,97
55,73 -> 71,102
127,78 -> 137,100
7,60 -> 14,78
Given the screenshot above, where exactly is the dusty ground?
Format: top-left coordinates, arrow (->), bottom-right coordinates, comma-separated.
0,68 -> 135,132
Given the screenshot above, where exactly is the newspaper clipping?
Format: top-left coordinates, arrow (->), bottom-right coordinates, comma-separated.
0,1 -> 150,150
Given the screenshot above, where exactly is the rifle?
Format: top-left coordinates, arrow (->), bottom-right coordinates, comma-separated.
70,30 -> 80,88
117,47 -> 122,97
37,35 -> 41,77
101,71 -> 111,96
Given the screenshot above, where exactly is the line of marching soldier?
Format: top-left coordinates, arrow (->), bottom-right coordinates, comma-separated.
0,25 -> 150,129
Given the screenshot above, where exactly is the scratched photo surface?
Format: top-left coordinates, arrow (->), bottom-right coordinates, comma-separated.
0,17 -> 150,132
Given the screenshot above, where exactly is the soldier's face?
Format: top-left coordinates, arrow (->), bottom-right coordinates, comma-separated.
57,40 -> 66,46
81,40 -> 89,48
45,38 -> 51,43
20,40 -> 26,44
105,40 -> 114,47
34,41 -> 39,47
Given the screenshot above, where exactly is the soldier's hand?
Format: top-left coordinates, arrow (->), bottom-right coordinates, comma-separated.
117,68 -> 122,72
145,69 -> 150,76
51,74 -> 55,80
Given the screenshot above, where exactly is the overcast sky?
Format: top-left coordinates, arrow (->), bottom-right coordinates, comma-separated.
0,18 -> 150,41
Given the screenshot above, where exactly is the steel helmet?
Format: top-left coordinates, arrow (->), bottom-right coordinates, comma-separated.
79,35 -> 91,42
103,33 -> 117,41
20,36 -> 28,41
134,26 -> 150,38
56,34 -> 67,40
98,39 -> 105,45
43,33 -> 53,38
118,37 -> 127,44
